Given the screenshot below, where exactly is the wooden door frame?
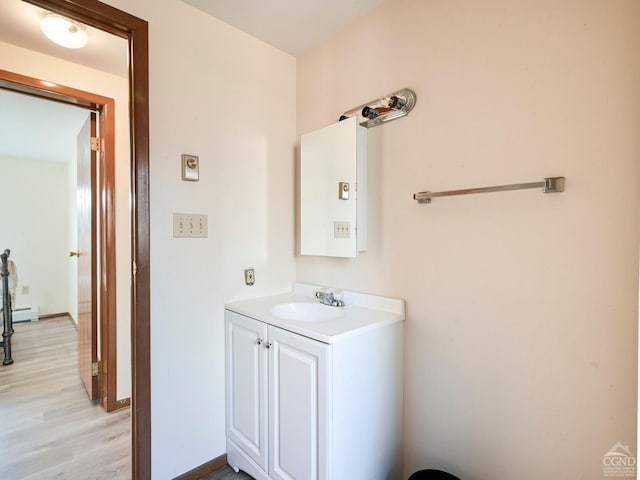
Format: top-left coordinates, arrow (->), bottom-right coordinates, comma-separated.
0,69 -> 125,412
0,70 -> 130,396
20,1 -> 151,478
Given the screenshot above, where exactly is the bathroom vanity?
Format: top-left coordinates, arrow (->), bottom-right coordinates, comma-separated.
225,284 -> 404,480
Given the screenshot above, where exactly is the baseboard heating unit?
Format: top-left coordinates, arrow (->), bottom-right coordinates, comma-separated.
13,306 -> 39,323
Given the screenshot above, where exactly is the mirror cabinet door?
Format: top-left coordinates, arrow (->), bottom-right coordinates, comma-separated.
300,117 -> 367,258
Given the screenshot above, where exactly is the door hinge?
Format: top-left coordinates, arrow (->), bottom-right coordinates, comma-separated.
132,261 -> 137,276
92,361 -> 100,377
90,137 -> 100,151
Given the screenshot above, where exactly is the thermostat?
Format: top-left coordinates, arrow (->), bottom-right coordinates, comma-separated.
181,154 -> 199,181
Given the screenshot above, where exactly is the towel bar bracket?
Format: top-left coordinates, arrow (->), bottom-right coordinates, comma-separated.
543,177 -> 565,193
417,193 -> 432,205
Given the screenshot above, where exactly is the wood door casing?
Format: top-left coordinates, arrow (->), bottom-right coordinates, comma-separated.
0,69 -> 124,411
77,112 -> 98,401
98,100 -> 125,412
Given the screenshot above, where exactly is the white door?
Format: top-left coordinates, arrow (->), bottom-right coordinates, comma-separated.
268,326 -> 330,480
226,311 -> 269,471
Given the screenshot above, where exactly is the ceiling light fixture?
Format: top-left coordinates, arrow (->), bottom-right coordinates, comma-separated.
40,12 -> 88,49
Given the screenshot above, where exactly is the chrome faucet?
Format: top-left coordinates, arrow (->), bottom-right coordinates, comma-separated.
315,290 -> 345,307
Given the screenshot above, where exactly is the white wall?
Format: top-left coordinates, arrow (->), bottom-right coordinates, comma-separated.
101,1 -> 297,478
68,151 -> 78,324
0,40 -> 132,400
0,156 -> 69,315
296,1 -> 639,479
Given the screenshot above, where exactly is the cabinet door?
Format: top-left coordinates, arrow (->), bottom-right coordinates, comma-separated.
226,311 -> 269,471
300,116 -> 367,258
268,326 -> 330,480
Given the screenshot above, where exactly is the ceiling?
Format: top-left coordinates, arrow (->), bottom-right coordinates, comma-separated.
0,0 -> 127,78
0,89 -> 90,163
0,0 -> 388,164
181,0 -> 389,56
0,0 -> 390,75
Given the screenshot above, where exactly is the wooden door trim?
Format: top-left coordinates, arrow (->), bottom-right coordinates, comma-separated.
0,71 -> 123,410
20,1 -> 150,478
0,69 -> 113,107
97,94 -> 123,413
89,109 -> 100,401
0,69 -> 120,411
80,111 -> 99,400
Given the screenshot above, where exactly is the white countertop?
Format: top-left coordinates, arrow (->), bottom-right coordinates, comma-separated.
225,283 -> 405,344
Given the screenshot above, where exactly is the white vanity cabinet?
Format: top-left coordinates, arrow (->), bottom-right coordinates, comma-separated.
226,311 -> 329,480
226,312 -> 269,472
267,325 -> 330,480
225,290 -> 404,480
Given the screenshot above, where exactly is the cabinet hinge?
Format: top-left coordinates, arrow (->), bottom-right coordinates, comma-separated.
91,361 -> 100,377
132,261 -> 137,276
90,137 -> 100,152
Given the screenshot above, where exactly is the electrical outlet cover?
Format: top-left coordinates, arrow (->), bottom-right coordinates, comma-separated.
334,221 -> 350,239
244,268 -> 255,286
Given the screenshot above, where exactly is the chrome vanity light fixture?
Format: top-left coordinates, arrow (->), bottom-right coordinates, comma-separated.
40,12 -> 89,49
339,88 -> 416,128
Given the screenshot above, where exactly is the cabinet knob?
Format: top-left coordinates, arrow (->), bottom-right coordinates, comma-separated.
256,337 -> 263,345
264,342 -> 272,349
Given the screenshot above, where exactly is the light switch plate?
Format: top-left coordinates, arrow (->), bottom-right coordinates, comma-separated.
334,221 -> 350,239
173,213 -> 208,238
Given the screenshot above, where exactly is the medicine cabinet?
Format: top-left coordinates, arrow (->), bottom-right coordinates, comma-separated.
300,117 -> 367,258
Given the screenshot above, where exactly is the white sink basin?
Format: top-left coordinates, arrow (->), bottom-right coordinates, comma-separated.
270,302 -> 345,322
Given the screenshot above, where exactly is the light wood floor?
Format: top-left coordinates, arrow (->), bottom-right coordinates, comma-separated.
0,317 -> 131,479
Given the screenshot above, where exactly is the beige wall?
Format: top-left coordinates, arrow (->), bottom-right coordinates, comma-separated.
8,1 -> 635,478
296,0 -> 639,478
0,40 -> 132,400
0,156 -> 69,315
102,1 -> 297,478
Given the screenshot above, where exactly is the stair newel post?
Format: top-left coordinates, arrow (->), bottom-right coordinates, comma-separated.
1,251 -> 13,365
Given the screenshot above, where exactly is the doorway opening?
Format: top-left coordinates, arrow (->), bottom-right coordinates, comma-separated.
18,1 -> 151,478
0,70 -> 128,411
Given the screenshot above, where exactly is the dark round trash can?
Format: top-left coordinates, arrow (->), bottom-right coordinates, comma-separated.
408,469 -> 460,480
